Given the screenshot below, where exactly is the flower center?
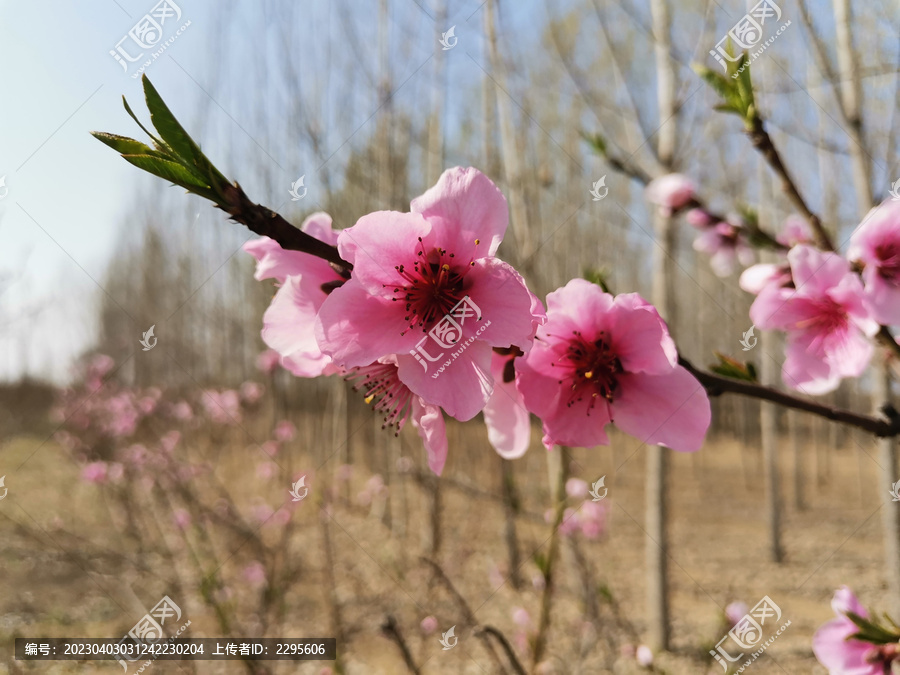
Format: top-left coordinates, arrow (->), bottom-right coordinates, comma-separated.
550,330 -> 622,414
391,237 -> 478,335
345,362 -> 413,435
875,242 -> 900,283
794,298 -> 847,354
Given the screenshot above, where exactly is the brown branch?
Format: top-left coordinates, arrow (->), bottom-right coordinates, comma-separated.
474,625 -> 528,675
746,117 -> 835,251
420,557 -> 509,674
219,182 -> 350,272
380,615 -> 421,675
678,356 -> 900,437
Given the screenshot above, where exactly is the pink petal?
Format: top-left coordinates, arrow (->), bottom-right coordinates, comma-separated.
607,293 -> 677,375
832,586 -> 867,618
863,271 -> 900,325
611,367 -> 710,452
812,617 -> 881,675
337,210 -> 431,292
396,340 -> 494,421
789,246 -> 852,297
411,397 -> 448,475
410,166 -> 509,258
243,213 -> 339,284
315,280 -> 419,368
781,338 -> 841,395
517,348 -> 612,448
740,263 -> 785,295
261,278 -> 332,377
482,354 -> 531,459
466,258 -> 543,351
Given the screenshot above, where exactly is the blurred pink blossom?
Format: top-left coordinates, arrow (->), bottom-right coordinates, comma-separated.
172,509 -> 191,530
848,200 -> 900,325
636,645 -> 653,667
693,222 -> 754,277
273,420 -> 296,442
685,207 -> 714,229
242,561 -> 267,587
645,173 -> 696,215
256,462 -> 278,480
565,478 -> 588,499
336,464 -> 353,481
160,431 -> 181,454
240,381 -> 265,405
512,607 -> 532,629
256,348 -> 281,374
171,401 -> 193,421
261,441 -> 280,457
420,616 -> 439,634
81,461 -> 108,484
725,601 -> 749,627
579,500 -> 608,540
777,215 -> 813,247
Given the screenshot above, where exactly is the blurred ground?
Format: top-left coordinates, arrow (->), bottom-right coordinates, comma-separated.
0,424 -> 887,674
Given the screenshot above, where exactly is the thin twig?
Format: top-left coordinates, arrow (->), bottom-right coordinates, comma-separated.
475,625 -> 528,675
679,356 -> 900,437
420,556 -> 510,674
380,615 -> 421,675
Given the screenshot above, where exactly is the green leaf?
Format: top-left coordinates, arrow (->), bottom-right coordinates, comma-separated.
90,132 -> 161,157
122,95 -> 164,148
709,352 -> 758,383
735,54 -> 755,112
693,63 -> 735,104
580,131 -> 607,156
846,611 -> 900,645
122,154 -> 214,196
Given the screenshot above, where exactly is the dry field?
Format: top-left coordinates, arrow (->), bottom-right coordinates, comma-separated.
0,417 -> 888,674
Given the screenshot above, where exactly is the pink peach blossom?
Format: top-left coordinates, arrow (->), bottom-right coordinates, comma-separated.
336,464 -> 353,481
81,461 -> 108,484
160,431 -> 180,454
256,348 -> 281,373
517,279 -> 710,452
170,400 -> 193,421
777,215 -> 813,247
565,478 -> 589,499
242,561 -> 267,587
739,262 -> 792,296
725,601 -> 749,627
579,500 -> 608,540
345,357 -> 447,475
315,167 -> 543,421
245,213 -> 344,378
482,350 -> 531,459
848,200 -> 900,325
256,462 -> 278,480
172,508 -> 191,530
813,586 -> 885,675
750,246 -> 878,394
693,221 -> 754,277
512,607 -> 532,629
240,381 -> 265,404
273,420 -> 296,442
636,645 -> 653,667
420,616 -> 439,634
645,173 -> 696,215
685,208 -> 714,229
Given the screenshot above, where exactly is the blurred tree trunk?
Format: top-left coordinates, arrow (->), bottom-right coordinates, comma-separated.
646,0 -> 677,652
485,0 -> 532,260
